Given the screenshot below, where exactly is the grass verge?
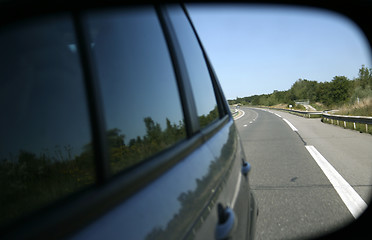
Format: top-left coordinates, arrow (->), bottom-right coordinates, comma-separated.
337,97 -> 372,117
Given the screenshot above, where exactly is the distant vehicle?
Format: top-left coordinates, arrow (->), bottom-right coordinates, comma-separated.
0,2 -> 257,240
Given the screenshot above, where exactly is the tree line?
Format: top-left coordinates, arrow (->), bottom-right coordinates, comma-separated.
0,116 -> 186,226
228,65 -> 372,108
0,105 -> 222,226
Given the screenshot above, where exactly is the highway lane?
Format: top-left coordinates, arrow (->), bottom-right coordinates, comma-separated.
234,107 -> 372,240
269,109 -> 372,204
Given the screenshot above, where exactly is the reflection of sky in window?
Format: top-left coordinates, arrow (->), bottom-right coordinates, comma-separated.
167,6 -> 217,118
87,8 -> 185,143
0,17 -> 92,159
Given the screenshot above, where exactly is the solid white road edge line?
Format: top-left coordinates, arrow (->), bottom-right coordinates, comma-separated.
305,145 -> 368,219
234,109 -> 245,120
283,118 -> 298,132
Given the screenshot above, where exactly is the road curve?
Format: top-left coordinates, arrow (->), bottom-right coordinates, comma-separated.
234,107 -> 372,240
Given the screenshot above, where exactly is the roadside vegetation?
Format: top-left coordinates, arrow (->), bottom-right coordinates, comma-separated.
322,97 -> 372,135
337,97 -> 372,116
229,65 -> 372,116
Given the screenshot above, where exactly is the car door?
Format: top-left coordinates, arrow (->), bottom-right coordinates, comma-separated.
163,5 -> 256,239
71,4 -> 255,240
0,4 -> 256,240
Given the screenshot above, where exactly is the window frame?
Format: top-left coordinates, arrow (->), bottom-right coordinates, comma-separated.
161,4 -> 230,133
181,4 -> 230,120
161,4 -> 231,140
0,4 -> 232,239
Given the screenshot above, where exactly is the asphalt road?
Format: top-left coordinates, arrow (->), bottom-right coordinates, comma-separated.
234,107 -> 372,240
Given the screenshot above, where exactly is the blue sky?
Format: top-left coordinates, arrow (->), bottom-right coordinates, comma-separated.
187,4 -> 372,100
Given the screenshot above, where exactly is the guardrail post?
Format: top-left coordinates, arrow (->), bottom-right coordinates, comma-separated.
321,113 -> 371,134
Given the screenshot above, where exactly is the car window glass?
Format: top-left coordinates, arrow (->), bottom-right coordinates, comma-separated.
0,16 -> 95,226
85,7 -> 186,175
167,6 -> 220,128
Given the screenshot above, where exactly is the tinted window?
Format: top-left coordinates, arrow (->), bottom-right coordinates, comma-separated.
86,7 -> 186,175
0,17 -> 95,226
167,6 -> 219,128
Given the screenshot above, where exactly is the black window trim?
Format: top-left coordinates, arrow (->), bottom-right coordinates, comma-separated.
72,12 -> 111,184
156,4 -> 200,137
160,4 -> 231,136
159,4 -> 233,143
181,4 -> 230,119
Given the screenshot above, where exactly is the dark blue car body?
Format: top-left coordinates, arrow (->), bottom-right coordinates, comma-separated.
0,2 -> 257,240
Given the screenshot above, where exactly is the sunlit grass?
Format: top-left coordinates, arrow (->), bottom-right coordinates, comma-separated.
337,97 -> 372,117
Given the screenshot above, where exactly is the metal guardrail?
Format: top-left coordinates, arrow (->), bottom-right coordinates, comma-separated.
322,113 -> 372,125
264,106 -> 372,132
295,99 -> 310,105
322,113 -> 372,133
233,106 -> 372,132
264,107 -> 322,118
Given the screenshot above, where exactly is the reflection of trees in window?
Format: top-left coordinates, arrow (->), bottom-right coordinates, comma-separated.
108,117 -> 186,175
0,117 -> 184,226
146,124 -> 237,240
198,105 -> 219,128
0,146 -> 95,226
